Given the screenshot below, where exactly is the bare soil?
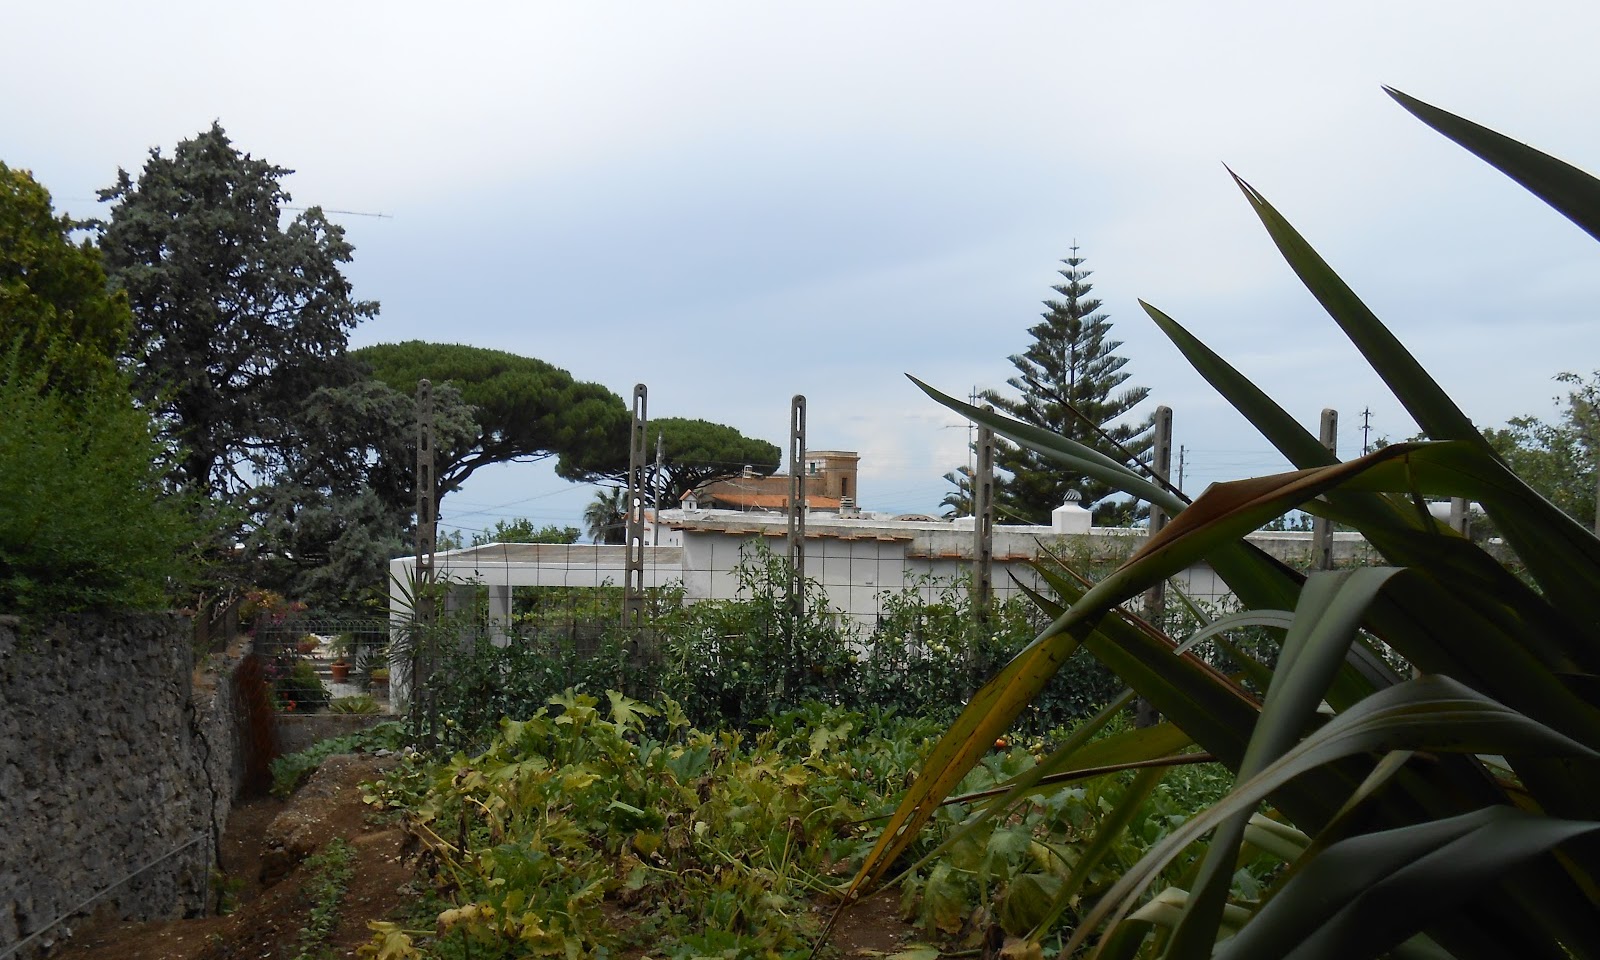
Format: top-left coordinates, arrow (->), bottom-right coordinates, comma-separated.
51,753 -> 925,959
55,754 -> 412,960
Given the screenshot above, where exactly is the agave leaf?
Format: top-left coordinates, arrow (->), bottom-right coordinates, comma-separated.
1214,807 -> 1600,960
1013,576 -> 1065,620
1139,300 -> 1340,473
1242,814 -> 1309,864
1166,569 -> 1402,957
848,450 -> 1431,905
959,719 -> 1192,812
838,616 -> 1097,898
1385,87 -> 1600,244
1177,609 -> 1296,648
908,375 -> 1182,511
1068,675 -> 1600,958
1229,171 -> 1477,444
1231,171 -> 1600,631
1126,886 -> 1251,933
893,691 -> 1147,881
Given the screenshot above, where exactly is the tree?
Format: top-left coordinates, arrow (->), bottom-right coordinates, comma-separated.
1,353 -> 202,614
1,167 -> 198,614
0,162 -> 130,396
1484,371 -> 1600,529
242,378 -> 476,611
355,341 -> 629,493
982,246 -> 1152,525
584,487 -> 628,545
939,466 -> 974,519
557,416 -> 782,508
98,122 -> 377,499
471,519 -> 581,546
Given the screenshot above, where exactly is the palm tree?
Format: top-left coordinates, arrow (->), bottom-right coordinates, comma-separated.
583,486 -> 627,544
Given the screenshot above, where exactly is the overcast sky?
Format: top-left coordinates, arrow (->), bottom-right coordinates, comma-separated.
9,2 -> 1600,540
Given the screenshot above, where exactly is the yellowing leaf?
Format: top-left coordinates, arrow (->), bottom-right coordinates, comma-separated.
360,922 -> 421,960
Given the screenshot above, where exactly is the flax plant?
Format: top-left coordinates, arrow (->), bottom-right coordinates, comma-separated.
839,88 -> 1600,959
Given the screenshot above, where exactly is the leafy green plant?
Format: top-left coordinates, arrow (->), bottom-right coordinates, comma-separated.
275,659 -> 331,712
657,542 -> 859,727
269,721 -> 405,797
362,692 -> 942,959
0,347 -> 202,616
863,575 -> 1121,730
329,695 -> 383,715
844,88 -> 1600,959
291,837 -> 355,960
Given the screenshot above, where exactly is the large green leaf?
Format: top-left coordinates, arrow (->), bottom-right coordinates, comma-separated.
1231,172 -> 1600,631
1167,569 -> 1402,957
1385,87 -> 1600,244
908,375 -> 1183,511
1215,806 -> 1600,960
1068,675 -> 1599,957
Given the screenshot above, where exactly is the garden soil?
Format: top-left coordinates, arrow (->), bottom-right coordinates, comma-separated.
50,753 -> 922,960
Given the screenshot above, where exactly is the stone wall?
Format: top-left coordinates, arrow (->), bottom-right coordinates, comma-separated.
0,614 -> 246,958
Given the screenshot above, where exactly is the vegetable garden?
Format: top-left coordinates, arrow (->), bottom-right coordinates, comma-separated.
264,88 -> 1600,960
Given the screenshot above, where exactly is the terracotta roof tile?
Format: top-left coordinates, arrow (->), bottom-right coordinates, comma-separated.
701,492 -> 843,510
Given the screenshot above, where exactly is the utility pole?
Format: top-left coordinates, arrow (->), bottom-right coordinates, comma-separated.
1138,406 -> 1173,728
968,386 -> 978,484
1177,444 -> 1186,492
1361,407 -> 1374,456
1313,409 -> 1337,571
623,385 -> 647,631
414,379 -> 436,611
411,379 -> 437,737
972,405 -> 995,628
970,404 -> 996,698
787,396 -> 807,622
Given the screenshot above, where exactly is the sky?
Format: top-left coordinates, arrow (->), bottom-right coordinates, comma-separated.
8,1 -> 1600,541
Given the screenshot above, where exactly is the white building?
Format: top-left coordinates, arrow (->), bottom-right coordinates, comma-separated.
391,502 -> 1375,630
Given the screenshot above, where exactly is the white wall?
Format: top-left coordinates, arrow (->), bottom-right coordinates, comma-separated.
390,510 -> 1379,626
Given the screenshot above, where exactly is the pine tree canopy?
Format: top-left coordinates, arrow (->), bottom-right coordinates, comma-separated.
982,246 -> 1152,525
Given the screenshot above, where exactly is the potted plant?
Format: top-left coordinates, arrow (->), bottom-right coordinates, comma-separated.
368,666 -> 390,697
328,633 -> 355,683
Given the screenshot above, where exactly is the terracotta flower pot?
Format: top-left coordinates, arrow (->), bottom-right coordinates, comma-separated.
330,660 -> 350,683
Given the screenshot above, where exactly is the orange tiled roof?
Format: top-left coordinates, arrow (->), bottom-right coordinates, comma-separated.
701,492 -> 843,510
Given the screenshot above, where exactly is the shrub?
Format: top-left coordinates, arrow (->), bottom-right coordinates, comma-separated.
656,545 -> 858,728
0,349 -> 200,616
273,658 -> 330,712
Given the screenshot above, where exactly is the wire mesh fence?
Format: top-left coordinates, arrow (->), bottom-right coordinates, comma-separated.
384,542 -> 1133,747
251,616 -> 393,712
236,527 -> 1380,744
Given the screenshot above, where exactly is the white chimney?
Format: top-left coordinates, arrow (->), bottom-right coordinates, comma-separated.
1052,490 -> 1092,535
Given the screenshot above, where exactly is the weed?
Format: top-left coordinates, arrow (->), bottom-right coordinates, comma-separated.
269,721 -> 405,797
291,837 -> 355,960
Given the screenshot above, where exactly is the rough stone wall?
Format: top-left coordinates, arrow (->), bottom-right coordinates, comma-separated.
0,614 -> 245,958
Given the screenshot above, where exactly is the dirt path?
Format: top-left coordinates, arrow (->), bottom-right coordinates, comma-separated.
55,754 -> 413,960
51,753 -> 924,959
